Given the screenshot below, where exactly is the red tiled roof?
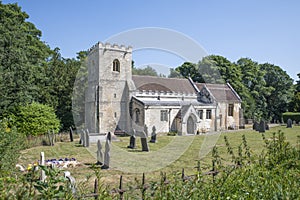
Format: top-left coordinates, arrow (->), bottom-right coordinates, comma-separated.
132,75 -> 196,93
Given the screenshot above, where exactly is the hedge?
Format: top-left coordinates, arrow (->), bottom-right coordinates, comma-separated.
282,112 -> 300,123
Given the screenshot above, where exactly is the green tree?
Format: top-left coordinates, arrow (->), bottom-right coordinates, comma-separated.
204,55 -> 255,119
12,102 -> 60,136
0,2 -> 51,117
168,68 -> 182,78
237,58 -> 271,120
290,73 -> 300,112
0,119 -> 25,174
40,48 -> 81,130
260,63 -> 294,121
132,65 -> 158,76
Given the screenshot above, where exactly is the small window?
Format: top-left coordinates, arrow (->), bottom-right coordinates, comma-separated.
113,59 -> 120,72
206,109 -> 212,119
114,112 -> 117,118
135,109 -> 140,123
198,110 -> 203,119
160,110 -> 168,121
114,93 -> 116,98
228,104 -> 234,116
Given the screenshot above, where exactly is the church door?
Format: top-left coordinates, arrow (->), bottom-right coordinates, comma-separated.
187,116 -> 195,135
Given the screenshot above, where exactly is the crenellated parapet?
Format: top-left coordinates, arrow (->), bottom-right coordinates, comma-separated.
88,42 -> 132,54
134,90 -> 197,98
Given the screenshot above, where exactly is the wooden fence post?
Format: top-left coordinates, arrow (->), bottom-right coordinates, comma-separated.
40,152 -> 45,181
94,178 -> 98,199
119,175 -> 124,200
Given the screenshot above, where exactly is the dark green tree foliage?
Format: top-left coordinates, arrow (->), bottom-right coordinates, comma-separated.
168,68 -> 182,78
174,62 -> 201,81
260,63 -> 294,121
40,48 -> 81,130
71,51 -> 88,129
12,102 -> 60,136
290,73 -> 300,112
175,56 -> 295,121
0,2 -> 51,117
237,58 -> 273,120
0,119 -> 25,174
132,65 -> 158,76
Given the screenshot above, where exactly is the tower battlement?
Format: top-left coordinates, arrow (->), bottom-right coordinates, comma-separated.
88,42 -> 132,54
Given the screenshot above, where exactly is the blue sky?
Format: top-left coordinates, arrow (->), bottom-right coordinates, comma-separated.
2,0 -> 300,81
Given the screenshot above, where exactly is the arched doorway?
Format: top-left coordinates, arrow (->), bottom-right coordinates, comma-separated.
187,116 -> 195,135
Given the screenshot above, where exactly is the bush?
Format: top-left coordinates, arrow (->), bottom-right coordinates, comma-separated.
0,119 -> 25,175
282,112 -> 300,123
12,102 -> 60,136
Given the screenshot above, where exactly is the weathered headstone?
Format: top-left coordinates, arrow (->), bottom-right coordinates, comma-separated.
144,125 -> 148,137
140,131 -> 149,152
287,118 -> 292,128
40,152 -> 46,181
252,121 -> 259,131
293,120 -> 296,125
265,123 -> 269,130
259,120 -> 265,133
127,129 -> 136,149
107,132 -> 112,142
150,126 -> 157,143
79,129 -> 84,145
96,139 -> 103,165
82,130 -> 86,147
64,171 -> 76,194
101,138 -> 111,169
85,129 -> 89,147
69,127 -> 74,142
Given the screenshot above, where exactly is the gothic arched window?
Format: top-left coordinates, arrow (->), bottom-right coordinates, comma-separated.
113,59 -> 120,72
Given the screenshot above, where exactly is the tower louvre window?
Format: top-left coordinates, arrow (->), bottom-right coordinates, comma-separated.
113,59 -> 120,72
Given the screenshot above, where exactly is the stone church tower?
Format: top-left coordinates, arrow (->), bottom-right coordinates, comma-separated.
85,42 -> 133,134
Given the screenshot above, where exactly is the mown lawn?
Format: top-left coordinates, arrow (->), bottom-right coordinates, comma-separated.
18,125 -> 300,187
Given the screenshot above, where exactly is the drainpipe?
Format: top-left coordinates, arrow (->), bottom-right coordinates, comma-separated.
215,102 -> 218,131
168,108 -> 172,132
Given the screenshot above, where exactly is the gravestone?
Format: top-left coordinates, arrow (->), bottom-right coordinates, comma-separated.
84,129 -> 90,147
287,118 -> 292,128
265,123 -> 269,130
101,137 -> 111,169
127,129 -> 136,149
144,125 -> 148,137
150,126 -> 157,143
140,131 -> 149,152
107,132 -> 112,142
69,127 -> 74,142
79,129 -> 84,145
96,139 -> 103,165
259,120 -> 265,133
64,171 -> 76,194
252,121 -> 259,131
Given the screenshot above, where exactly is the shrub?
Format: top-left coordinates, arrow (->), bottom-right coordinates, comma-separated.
0,119 -> 25,175
282,112 -> 300,123
12,102 -> 60,136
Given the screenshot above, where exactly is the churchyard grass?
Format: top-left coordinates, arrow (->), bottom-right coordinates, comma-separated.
17,125 -> 300,187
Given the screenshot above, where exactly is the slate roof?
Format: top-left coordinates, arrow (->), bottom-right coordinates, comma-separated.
132,75 -> 196,93
195,83 -> 241,102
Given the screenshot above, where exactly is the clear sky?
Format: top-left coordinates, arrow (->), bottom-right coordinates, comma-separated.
2,0 -> 300,81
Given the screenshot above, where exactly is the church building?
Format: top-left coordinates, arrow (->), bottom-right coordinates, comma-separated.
85,42 -> 242,136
